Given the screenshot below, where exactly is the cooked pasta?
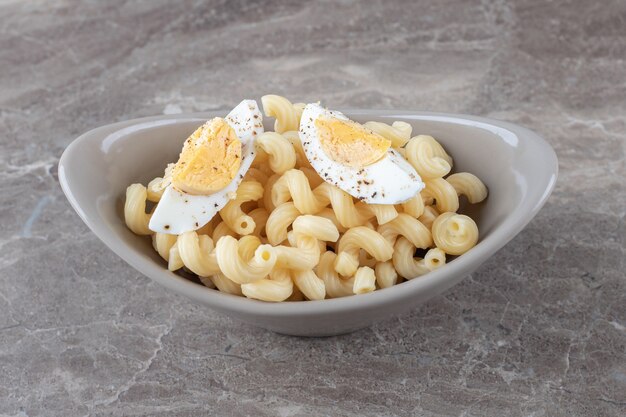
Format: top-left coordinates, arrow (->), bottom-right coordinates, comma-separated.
152,232 -> 177,261
431,212 -> 479,255
293,269 -> 326,301
334,226 -> 393,277
418,205 -> 439,230
405,135 -> 453,179
271,169 -> 368,228
400,194 -> 425,218
363,121 -> 412,147
265,202 -> 301,245
176,231 -> 220,277
422,177 -> 460,213
219,180 -> 264,235
124,94 -> 487,302
317,251 -> 354,298
215,235 -> 277,284
375,261 -> 398,289
356,202 -> 398,225
124,184 -> 152,235
212,220 -> 237,242
377,213 -> 433,249
281,130 -> 310,168
211,273 -> 243,296
255,132 -> 297,174
241,268 -> 293,302
261,94 -> 301,133
248,208 -> 269,238
393,237 -> 442,278
446,172 -> 488,204
274,215 -> 339,271
353,266 -> 377,294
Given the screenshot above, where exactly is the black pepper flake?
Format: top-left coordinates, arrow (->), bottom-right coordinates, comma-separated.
195,222 -> 199,227
164,225 -> 170,229
214,203 -> 218,208
371,191 -> 377,198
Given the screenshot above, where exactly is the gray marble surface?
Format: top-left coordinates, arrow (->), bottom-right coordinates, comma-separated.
1,0 -> 624,416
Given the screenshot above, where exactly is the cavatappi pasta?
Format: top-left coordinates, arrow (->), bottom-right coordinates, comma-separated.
124,94 -> 488,301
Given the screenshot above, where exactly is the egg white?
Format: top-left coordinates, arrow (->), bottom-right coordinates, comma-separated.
299,103 -> 424,204
148,100 -> 263,234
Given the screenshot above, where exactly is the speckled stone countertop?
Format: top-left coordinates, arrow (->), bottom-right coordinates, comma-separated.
1,1 -> 624,416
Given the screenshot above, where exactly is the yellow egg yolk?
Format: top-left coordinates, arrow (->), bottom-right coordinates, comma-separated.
315,117 -> 391,167
171,117 -> 242,195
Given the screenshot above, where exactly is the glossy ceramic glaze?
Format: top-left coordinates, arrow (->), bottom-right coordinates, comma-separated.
59,111 -> 557,336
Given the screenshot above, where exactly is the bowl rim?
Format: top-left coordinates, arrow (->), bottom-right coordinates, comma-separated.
59,110 -> 558,317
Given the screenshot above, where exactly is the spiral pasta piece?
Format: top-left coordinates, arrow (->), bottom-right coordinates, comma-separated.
265,202 -> 301,245
422,178 -> 459,213
243,167 -> 270,185
375,261 -> 398,289
353,266 -> 376,294
315,208 -> 348,234
281,130 -> 310,168
335,227 -> 393,277
237,235 -> 263,261
292,269 -> 325,301
405,135 -> 453,179
314,182 -> 368,228
316,251 -> 354,298
356,202 -> 398,225
446,173 -> 488,204
167,241 -> 184,271
255,132 -> 297,174
363,121 -> 413,147
431,212 -> 479,255
424,247 -> 446,270
175,231 -> 220,277
241,268 -> 293,302
152,232 -> 177,261
248,208 -> 269,238
263,173 -> 281,212
418,205 -> 439,230
272,169 -> 325,214
211,273 -> 243,296
377,213 -> 433,248
198,276 -> 216,289
215,235 -> 277,284
212,221 -> 237,242
274,215 -> 339,270
124,184 -> 152,235
392,237 -> 444,279
220,181 -> 264,235
400,194 -> 425,218
261,94 -> 301,133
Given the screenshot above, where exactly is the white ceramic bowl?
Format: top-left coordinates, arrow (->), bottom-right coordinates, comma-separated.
59,110 -> 558,336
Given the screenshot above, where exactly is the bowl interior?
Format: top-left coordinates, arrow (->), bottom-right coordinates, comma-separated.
59,110 -> 557,334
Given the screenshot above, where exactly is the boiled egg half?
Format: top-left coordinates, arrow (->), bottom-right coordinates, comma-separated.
299,103 -> 423,204
149,99 -> 263,234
